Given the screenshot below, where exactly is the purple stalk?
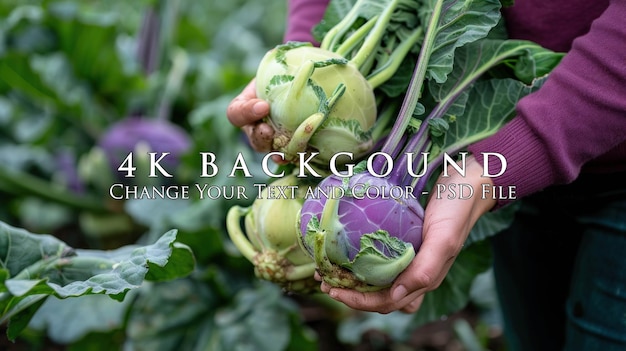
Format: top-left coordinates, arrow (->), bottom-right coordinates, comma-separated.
373,0 -> 445,176
392,95 -> 458,187
374,57 -> 426,173
136,7 -> 161,75
412,143 -> 466,194
393,44 -> 497,191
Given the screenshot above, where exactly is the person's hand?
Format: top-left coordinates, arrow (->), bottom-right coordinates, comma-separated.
319,155 -> 497,313
226,79 -> 274,152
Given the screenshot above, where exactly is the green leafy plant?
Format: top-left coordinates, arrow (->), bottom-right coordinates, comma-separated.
0,222 -> 194,341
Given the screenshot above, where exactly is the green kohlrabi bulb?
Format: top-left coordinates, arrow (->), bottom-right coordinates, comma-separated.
255,42 -> 377,168
226,174 -> 318,293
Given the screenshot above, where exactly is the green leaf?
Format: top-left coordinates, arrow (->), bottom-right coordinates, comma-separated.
421,0 -> 502,83
0,223 -> 71,278
438,77 -> 542,154
420,39 -> 558,161
125,278 -> 217,351
409,239 -> 492,328
145,242 -> 196,281
513,45 -> 564,84
468,202 -> 521,245
28,293 -> 133,344
376,0 -> 505,158
46,6 -> 145,99
347,230 -> 416,286
427,39 -> 558,112
0,53 -> 59,105
0,221 -> 195,341
212,282 -> 310,351
5,294 -> 48,341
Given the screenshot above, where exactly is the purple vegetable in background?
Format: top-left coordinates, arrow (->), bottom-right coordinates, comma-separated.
98,116 -> 191,176
55,150 -> 86,194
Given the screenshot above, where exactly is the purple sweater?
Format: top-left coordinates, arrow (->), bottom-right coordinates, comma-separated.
284,0 -> 626,206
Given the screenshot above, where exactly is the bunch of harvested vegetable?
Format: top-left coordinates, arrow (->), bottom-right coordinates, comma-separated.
226,0 -> 424,291
254,0 -> 424,169
299,0 -> 563,291
227,0 -> 563,300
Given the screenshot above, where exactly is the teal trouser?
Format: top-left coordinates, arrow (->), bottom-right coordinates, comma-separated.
491,172 -> 626,351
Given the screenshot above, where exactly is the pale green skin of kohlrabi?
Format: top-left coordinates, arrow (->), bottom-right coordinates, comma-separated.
255,45 -> 377,166
226,174 -> 318,293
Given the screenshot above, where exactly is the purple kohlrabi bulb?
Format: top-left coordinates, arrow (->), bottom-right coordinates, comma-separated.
300,173 -> 424,261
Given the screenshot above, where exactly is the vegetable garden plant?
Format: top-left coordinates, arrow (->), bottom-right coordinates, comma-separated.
0,0 -> 564,350
228,0 -> 562,299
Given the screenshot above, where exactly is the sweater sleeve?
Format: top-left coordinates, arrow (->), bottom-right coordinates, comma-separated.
283,0 -> 330,44
468,0 -> 626,207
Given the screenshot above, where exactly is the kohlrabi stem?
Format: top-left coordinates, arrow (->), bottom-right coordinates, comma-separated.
283,83 -> 346,158
156,48 -> 188,121
393,99 -> 451,185
350,0 -> 402,70
286,60 -> 315,102
391,145 -> 431,186
225,205 -> 258,263
369,99 -> 399,143
284,58 -> 347,107
313,187 -> 358,288
411,144 -> 453,192
366,27 -> 424,89
283,112 -> 326,158
379,0 -> 445,161
320,0 -> 366,51
314,196 -> 342,278
137,6 -> 160,74
394,81 -> 466,184
321,83 -> 347,114
284,261 -> 317,281
334,16 -> 378,58
320,187 -> 350,265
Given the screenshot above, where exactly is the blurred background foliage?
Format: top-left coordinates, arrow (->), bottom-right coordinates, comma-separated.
0,0 -> 503,350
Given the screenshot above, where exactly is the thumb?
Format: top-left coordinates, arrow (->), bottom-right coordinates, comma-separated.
389,278 -> 426,311
391,283 -> 409,301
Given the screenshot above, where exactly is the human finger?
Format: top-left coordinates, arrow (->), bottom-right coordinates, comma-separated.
226,80 -> 270,127
399,294 -> 424,314
325,284 -> 422,314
